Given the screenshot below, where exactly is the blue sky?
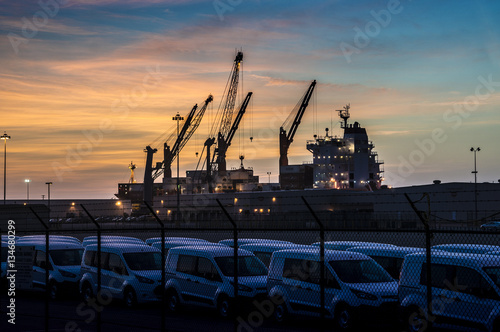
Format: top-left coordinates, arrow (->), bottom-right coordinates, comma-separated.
1,0 -> 500,199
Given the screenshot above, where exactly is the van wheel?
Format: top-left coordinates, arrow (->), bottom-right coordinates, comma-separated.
81,282 -> 93,302
406,306 -> 429,332
217,295 -> 232,318
335,304 -> 354,331
273,301 -> 287,323
49,281 -> 58,300
124,288 -> 137,308
166,290 -> 181,313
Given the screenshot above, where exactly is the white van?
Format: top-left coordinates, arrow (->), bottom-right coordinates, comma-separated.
399,251 -> 500,332
432,243 -> 500,255
164,245 -> 268,317
145,237 -> 208,246
267,248 -> 398,330
79,243 -> 162,307
151,240 -> 224,255
239,243 -> 315,267
311,241 -> 396,251
15,241 -> 84,299
218,238 -> 292,248
346,246 -> 427,280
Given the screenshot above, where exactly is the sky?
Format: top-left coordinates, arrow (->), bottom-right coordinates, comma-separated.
1,0 -> 500,199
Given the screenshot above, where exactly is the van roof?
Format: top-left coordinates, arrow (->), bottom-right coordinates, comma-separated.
85,243 -> 159,253
272,248 -> 369,261
240,243 -> 314,252
406,251 -> 500,268
218,238 -> 292,246
432,243 -> 500,253
312,241 -> 396,250
168,245 -> 253,258
346,246 -> 426,257
15,241 -> 83,250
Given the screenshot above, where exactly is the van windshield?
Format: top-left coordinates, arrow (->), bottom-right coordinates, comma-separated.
123,252 -> 162,270
329,259 -> 393,283
214,256 -> 268,277
483,267 -> 500,288
51,249 -> 84,266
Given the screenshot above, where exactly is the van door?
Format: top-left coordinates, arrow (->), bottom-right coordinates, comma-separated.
32,250 -> 51,289
282,258 -> 330,316
175,254 -> 199,304
449,266 -> 498,328
106,253 -> 127,297
192,257 -> 221,305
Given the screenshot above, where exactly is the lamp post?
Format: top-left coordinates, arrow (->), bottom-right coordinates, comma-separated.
173,113 -> 184,226
267,172 -> 271,183
470,147 -> 480,221
1,132 -> 10,204
46,182 -> 52,220
25,179 -> 30,203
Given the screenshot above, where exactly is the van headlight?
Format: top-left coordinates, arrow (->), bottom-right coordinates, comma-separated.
135,275 -> 154,284
230,282 -> 253,292
350,289 -> 377,301
59,270 -> 76,278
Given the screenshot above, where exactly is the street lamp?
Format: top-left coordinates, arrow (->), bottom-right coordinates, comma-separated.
470,147 -> 480,221
25,179 -> 31,203
173,113 -> 184,226
1,131 -> 10,204
267,172 -> 271,183
46,182 -> 52,220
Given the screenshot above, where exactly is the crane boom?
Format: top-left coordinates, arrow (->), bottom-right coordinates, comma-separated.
215,91 -> 252,173
279,80 -> 316,167
218,51 -> 243,139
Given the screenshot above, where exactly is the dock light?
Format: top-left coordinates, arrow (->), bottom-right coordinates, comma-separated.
272,197 -> 276,202
71,202 -> 75,206
239,209 -> 242,213
234,198 -> 238,203
116,201 -> 122,206
1,132 -> 10,204
173,113 -> 184,227
24,179 -> 30,203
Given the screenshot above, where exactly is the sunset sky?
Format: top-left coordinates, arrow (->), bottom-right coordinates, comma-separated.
1,0 -> 500,199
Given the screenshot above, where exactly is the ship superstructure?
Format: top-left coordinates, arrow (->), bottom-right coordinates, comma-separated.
306,105 -> 383,190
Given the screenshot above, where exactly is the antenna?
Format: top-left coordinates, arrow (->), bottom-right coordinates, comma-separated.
337,104 -> 350,129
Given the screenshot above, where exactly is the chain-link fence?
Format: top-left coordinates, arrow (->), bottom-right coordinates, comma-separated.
1,194 -> 500,332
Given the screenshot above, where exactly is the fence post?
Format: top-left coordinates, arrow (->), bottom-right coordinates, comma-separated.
301,196 -> 325,331
216,199 -> 238,332
29,207 -> 50,332
144,201 -> 166,332
80,204 -> 101,332
404,193 -> 432,326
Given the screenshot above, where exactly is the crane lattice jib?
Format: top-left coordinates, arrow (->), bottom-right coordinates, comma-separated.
219,51 -> 243,140
225,92 -> 252,147
282,80 -> 316,142
178,95 -> 213,156
152,105 -> 197,180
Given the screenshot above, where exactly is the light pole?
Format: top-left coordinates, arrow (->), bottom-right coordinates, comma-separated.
173,113 -> 184,226
470,147 -> 480,221
267,172 -> 271,183
25,179 -> 31,203
46,182 -> 52,220
1,132 -> 10,204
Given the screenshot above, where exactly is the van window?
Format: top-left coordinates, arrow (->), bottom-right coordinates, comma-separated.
372,256 -> 404,280
254,251 -> 272,267
177,255 -> 197,275
51,249 -> 83,266
483,267 -> 500,288
34,251 -> 52,270
283,258 -> 339,287
197,257 -> 221,282
84,250 -> 95,267
214,256 -> 268,277
93,252 -> 110,270
123,252 -> 162,271
108,253 -> 128,275
330,260 -> 393,283
420,263 -> 453,289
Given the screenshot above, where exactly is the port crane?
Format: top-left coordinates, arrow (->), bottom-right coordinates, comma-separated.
143,94 -> 213,204
196,51 -> 252,192
279,80 -> 317,170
